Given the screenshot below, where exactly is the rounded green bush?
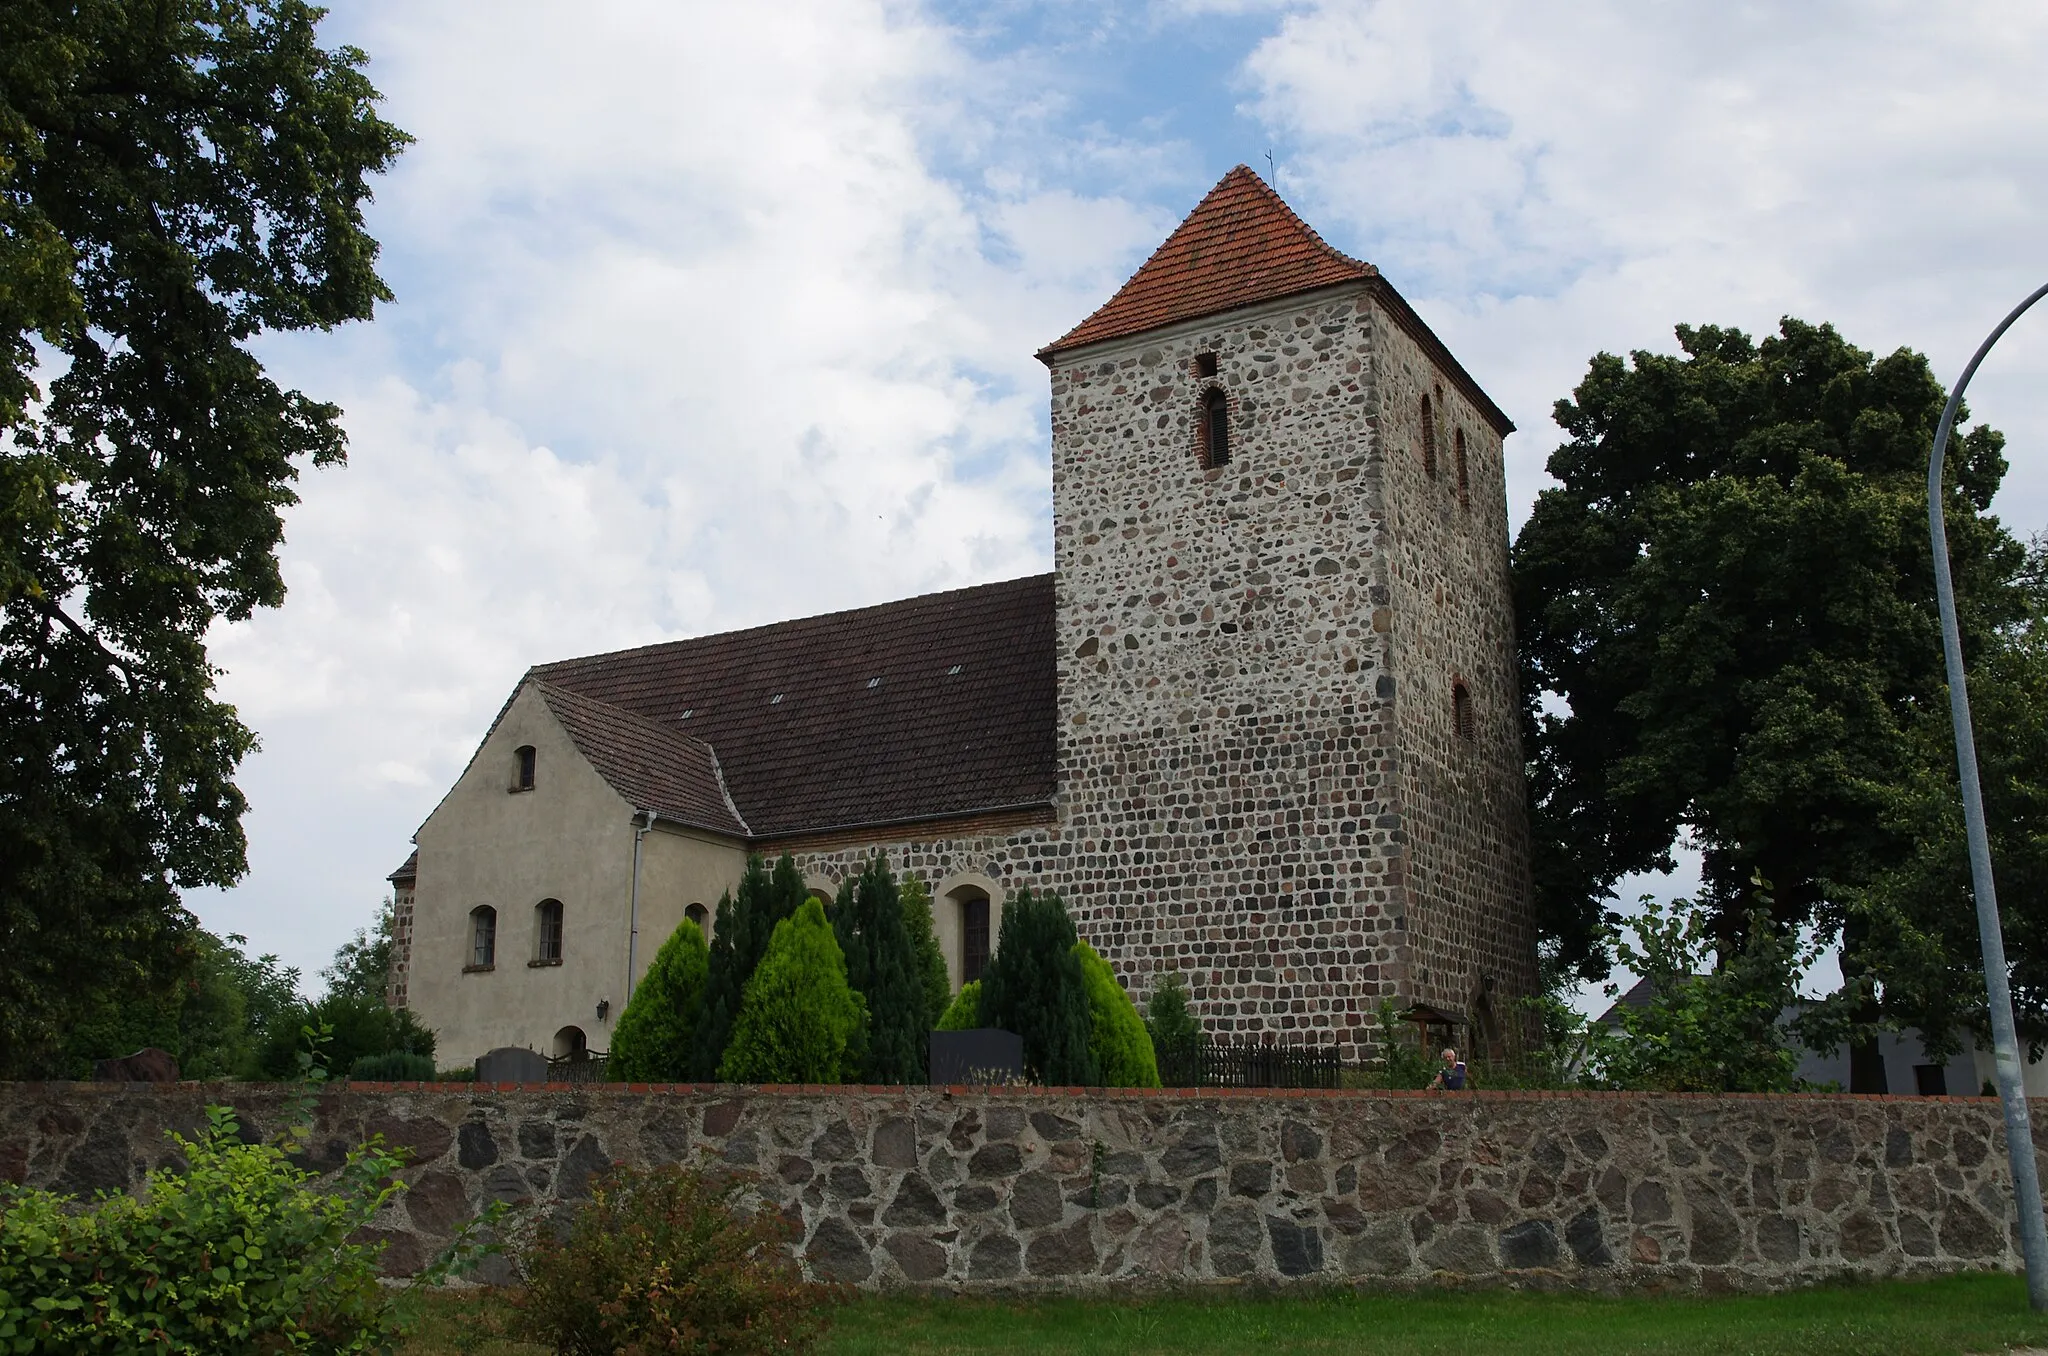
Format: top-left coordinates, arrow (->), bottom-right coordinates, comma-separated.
719,898 -> 866,1084
610,916 -> 709,1082
936,980 -> 982,1030
1075,941 -> 1160,1088
347,1050 -> 435,1081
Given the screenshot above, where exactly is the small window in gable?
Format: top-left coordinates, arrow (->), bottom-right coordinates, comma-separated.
1454,427 -> 1470,510
1420,394 -> 1438,479
469,906 -> 497,969
685,902 -> 710,939
1452,681 -> 1476,743
513,745 -> 536,792
1198,387 -> 1231,469
534,898 -> 563,964
1194,351 -> 1219,378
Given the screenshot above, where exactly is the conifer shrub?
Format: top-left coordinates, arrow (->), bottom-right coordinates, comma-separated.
694,854 -> 807,1078
610,916 -> 709,1082
900,874 -> 951,1023
831,854 -> 929,1083
348,1049 -> 436,1081
936,980 -> 981,1030
1074,942 -> 1160,1087
719,898 -> 867,1084
512,1162 -> 829,1356
978,888 -> 1099,1086
1146,972 -> 1204,1086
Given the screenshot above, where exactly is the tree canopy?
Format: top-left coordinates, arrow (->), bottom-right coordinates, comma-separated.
978,888 -> 1097,1086
1514,318 -> 2032,1030
0,0 -> 408,1076
609,916 -> 709,1083
831,854 -> 930,1084
719,898 -> 865,1085
692,854 -> 806,1078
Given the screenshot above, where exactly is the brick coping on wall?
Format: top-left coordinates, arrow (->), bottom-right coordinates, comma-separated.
2,1080 -> 2024,1106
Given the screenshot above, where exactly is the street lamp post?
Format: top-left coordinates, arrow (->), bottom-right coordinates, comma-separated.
1926,280 -> 2048,1311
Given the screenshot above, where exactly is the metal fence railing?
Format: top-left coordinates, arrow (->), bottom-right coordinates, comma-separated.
545,1052 -> 611,1083
1157,1039 -> 1342,1090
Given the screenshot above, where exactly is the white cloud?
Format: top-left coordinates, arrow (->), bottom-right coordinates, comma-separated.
188,0 -> 1168,980
1239,0 -> 2048,531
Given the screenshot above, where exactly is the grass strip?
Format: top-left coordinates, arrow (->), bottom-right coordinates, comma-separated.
397,1271 -> 2048,1356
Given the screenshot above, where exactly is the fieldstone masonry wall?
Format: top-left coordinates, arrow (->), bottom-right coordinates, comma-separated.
5,1084 -> 2037,1293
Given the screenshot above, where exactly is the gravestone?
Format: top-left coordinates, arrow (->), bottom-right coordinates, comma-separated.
475,1046 -> 548,1083
929,1029 -> 1024,1085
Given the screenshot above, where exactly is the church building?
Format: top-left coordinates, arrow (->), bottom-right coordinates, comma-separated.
389,166 -> 1538,1068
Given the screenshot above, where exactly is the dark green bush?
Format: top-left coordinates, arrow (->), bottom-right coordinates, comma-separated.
0,1103 -> 485,1353
978,888 -> 1098,1086
1075,942 -> 1159,1087
610,915 -> 709,1081
1146,973 -> 1202,1065
719,898 -> 867,1083
936,980 -> 981,1030
348,1049 -> 435,1081
831,854 -> 930,1083
695,854 -> 807,1078
256,990 -> 434,1080
512,1162 -> 829,1356
899,875 -> 952,1030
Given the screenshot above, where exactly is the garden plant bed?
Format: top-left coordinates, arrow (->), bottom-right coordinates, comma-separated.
396,1272 -> 2048,1355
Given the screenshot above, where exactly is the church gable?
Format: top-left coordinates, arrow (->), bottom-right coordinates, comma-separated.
536,683 -> 748,838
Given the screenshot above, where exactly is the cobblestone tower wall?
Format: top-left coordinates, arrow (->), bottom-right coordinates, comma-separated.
1046,284 -> 1535,1057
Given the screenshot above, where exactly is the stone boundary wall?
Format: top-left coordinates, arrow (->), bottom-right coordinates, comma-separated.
2,1083 -> 2037,1293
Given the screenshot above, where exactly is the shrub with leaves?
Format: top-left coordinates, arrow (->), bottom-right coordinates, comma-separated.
1074,942 -> 1159,1087
610,916 -> 709,1081
1145,973 -> 1202,1084
978,888 -> 1098,1086
1586,883 -> 1822,1092
936,980 -> 981,1031
348,1049 -> 435,1081
512,1162 -> 829,1356
719,897 -> 867,1084
0,1101 -> 485,1354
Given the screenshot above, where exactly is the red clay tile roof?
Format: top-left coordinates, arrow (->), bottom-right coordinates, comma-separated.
528,575 -> 1055,839
1040,164 -> 1376,358
388,850 -> 417,884
537,683 -> 750,837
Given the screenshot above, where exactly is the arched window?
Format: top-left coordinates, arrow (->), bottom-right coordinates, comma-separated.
1452,680 -> 1475,743
513,744 -> 536,792
534,899 -> 563,964
552,1025 -> 587,1060
1454,427 -> 1470,510
1420,394 -> 1438,479
685,902 -> 709,935
958,888 -> 991,983
469,906 -> 497,968
1198,388 -> 1231,469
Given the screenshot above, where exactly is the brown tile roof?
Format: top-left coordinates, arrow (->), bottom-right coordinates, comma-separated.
1038,165 -> 1515,436
1039,164 -> 1376,358
388,850 -> 417,885
528,575 -> 1055,839
537,683 -> 749,837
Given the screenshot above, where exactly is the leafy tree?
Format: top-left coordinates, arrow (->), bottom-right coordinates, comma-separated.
936,980 -> 981,1031
692,854 -> 805,1078
323,898 -> 395,1003
1586,884 -> 1821,1093
56,926 -> 298,1078
0,1 -> 408,1076
1514,318 -> 2032,1047
609,917 -> 709,1082
255,990 -> 433,1081
900,874 -> 951,1024
978,888 -> 1098,1086
718,898 -> 866,1085
830,854 -> 930,1084
1074,942 -> 1159,1088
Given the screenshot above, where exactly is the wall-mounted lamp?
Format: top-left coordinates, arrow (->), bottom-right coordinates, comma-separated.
596,998 -> 611,1022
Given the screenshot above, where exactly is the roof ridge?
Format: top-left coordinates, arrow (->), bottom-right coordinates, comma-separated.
533,571 -> 1054,676
1038,164 -> 1377,359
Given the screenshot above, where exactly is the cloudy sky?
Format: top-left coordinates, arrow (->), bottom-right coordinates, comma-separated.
190,0 -> 2048,1004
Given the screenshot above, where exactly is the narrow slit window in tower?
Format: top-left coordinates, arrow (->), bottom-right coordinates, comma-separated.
1455,427 -> 1470,510
1420,394 -> 1438,479
1200,388 -> 1231,469
1452,681 -> 1475,743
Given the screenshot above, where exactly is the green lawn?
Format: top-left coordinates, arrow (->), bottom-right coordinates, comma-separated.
397,1272 -> 2048,1355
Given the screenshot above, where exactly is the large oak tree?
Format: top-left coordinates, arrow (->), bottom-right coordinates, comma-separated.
0,0 -> 406,1075
1515,318 -> 2040,1063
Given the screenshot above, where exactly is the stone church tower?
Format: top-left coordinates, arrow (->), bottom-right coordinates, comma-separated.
1039,166 -> 1536,1056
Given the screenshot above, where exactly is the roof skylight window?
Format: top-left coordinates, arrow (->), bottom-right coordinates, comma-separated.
947,664 -> 963,675
769,694 -> 783,705
867,677 -> 882,689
